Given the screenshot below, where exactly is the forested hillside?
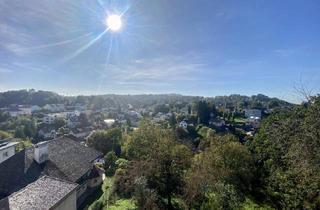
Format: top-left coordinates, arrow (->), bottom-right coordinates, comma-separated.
0,90 -> 64,107
0,90 -> 291,110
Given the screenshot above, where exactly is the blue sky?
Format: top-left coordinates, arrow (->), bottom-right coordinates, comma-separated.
0,0 -> 320,102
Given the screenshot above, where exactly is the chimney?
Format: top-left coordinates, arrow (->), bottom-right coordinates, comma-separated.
34,141 -> 49,164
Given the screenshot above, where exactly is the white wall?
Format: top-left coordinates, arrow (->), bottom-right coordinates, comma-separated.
0,146 -> 15,163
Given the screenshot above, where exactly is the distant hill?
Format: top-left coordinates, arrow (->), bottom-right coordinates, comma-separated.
0,89 -> 65,107
208,94 -> 292,110
0,90 -> 292,110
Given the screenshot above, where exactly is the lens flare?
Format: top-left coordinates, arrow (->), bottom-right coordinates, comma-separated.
106,15 -> 122,31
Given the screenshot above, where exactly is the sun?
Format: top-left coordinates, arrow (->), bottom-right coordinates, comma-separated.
106,14 -> 122,31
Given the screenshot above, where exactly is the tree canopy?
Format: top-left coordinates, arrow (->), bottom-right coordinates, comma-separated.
86,128 -> 122,154
249,96 -> 320,209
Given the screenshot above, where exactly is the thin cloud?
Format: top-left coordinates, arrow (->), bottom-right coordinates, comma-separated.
100,54 -> 207,86
0,68 -> 13,74
12,62 -> 49,73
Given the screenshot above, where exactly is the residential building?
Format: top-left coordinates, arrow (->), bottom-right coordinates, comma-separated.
179,120 -> 188,129
0,137 -> 104,208
17,106 -> 32,115
209,119 -> 225,127
30,105 -> 41,113
0,176 -> 78,210
43,115 -> 55,124
43,104 -> 65,112
38,129 -> 57,140
6,108 -> 31,117
0,142 -> 19,164
43,113 -> 66,124
244,109 -> 262,119
104,119 -> 115,127
127,104 -> 133,110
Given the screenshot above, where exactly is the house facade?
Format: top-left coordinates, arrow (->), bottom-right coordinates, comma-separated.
0,142 -> 19,164
43,104 -> 65,112
179,120 -> 188,129
0,137 -> 104,209
244,109 -> 262,119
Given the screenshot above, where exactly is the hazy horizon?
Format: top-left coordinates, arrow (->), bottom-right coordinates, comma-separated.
0,88 -> 301,104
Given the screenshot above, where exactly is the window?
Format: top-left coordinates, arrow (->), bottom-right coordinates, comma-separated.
3,151 -> 9,158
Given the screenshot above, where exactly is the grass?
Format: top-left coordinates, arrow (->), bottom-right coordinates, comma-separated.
197,125 -> 215,138
234,117 -> 247,123
104,199 -> 137,210
88,175 -> 137,210
88,176 -> 116,210
241,198 -> 275,210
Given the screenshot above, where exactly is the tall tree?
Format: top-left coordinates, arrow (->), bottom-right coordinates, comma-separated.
185,134 -> 254,209
123,121 -> 191,209
86,128 -> 122,154
14,126 -> 26,139
195,100 -> 210,125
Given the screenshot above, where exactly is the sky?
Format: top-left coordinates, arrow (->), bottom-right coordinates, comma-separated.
0,0 -> 320,103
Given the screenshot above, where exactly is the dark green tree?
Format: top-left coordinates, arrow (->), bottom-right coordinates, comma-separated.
185,134 -> 254,209
123,121 -> 191,209
195,100 -> 210,125
86,128 -> 122,154
249,96 -> 320,209
14,126 -> 26,139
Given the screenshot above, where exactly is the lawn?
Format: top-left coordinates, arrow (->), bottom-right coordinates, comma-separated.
234,117 -> 247,123
88,176 -> 137,210
105,199 -> 136,210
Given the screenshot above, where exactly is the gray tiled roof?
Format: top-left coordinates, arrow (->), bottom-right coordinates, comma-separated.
8,176 -> 78,210
37,137 -> 103,182
0,137 -> 102,198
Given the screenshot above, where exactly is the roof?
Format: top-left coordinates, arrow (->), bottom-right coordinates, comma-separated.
40,137 -> 103,182
0,137 -> 102,198
0,142 -> 19,152
7,176 -> 78,210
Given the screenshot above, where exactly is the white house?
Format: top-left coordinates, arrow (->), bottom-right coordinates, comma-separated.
18,106 -> 32,115
245,109 -> 262,119
43,104 -> 55,112
66,111 -> 80,119
43,104 -> 65,112
179,120 -> 188,129
209,119 -> 225,127
127,104 -> 133,110
43,113 -> 66,124
43,115 -> 56,124
7,109 -> 31,117
31,105 -> 41,113
74,103 -> 86,111
104,119 -> 116,127
0,141 -> 19,163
